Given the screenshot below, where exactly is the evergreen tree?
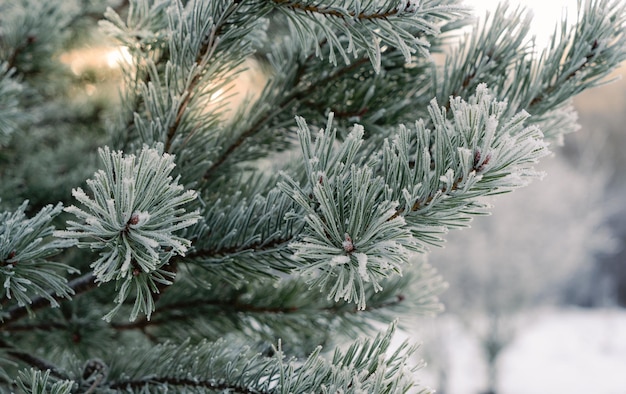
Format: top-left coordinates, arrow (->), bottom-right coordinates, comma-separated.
0,0 -> 624,392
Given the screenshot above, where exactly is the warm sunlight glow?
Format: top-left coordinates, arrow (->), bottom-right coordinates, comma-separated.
60,46 -> 132,75
210,88 -> 225,102
202,58 -> 268,121
105,46 -> 132,69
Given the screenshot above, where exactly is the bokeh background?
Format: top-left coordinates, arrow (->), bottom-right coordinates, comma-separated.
412,1 -> 626,393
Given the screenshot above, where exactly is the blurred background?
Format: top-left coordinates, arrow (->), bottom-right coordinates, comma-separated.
414,1 -> 626,393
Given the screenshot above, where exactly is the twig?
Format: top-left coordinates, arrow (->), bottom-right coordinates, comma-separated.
201,55 -> 371,181
108,376 -> 264,393
0,273 -> 96,327
164,1 -> 244,152
185,236 -> 292,261
0,339 -> 70,380
272,0 -> 411,20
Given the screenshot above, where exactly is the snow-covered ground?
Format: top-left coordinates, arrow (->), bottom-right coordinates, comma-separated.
414,308 -> 626,394
499,308 -> 626,394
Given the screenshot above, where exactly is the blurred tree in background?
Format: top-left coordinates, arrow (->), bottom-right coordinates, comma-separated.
566,69 -> 626,308
425,153 -> 616,393
1,0 -> 625,392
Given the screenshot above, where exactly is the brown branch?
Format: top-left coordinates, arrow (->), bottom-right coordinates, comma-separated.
108,376 -> 264,393
0,273 -> 96,328
200,108 -> 287,180
0,339 -> 70,380
528,40 -> 600,108
201,55 -> 371,181
164,28 -> 218,153
164,2 -> 245,153
272,0 -> 410,20
330,106 -> 369,119
185,236 -> 292,261
2,321 -> 68,332
364,294 -> 406,312
111,289 -> 407,332
388,175 -> 464,221
5,36 -> 35,71
111,297 -> 300,331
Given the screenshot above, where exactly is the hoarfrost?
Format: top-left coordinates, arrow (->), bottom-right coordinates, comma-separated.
331,255 -> 350,266
354,252 -> 369,282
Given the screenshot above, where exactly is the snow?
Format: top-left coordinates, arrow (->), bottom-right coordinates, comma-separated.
499,309 -> 626,394
413,308 -> 626,394
330,255 -> 350,266
354,252 -> 369,282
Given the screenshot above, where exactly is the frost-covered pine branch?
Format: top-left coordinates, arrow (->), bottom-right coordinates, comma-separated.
0,202 -> 77,314
0,63 -> 23,145
0,0 -> 625,391
55,144 -> 200,321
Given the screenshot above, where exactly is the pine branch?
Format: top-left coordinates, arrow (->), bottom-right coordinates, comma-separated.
199,2 -> 464,181
106,267 -> 435,356
271,0 -> 465,71
185,236 -> 293,261
55,144 -> 200,321
434,3 -> 534,111
15,369 -> 74,394
95,323 -> 421,393
510,0 -> 626,142
380,84 -> 549,241
109,377 -> 263,394
201,54 -> 371,181
278,84 -> 549,310
272,0 -> 413,20
4,39 -> 30,72
200,111 -> 282,180
0,1 -> 77,78
436,0 -> 626,141
183,177 -> 304,279
0,339 -> 69,381
164,1 -> 245,152
0,273 -> 96,327
388,170 -> 466,221
111,289 -> 393,332
0,203 -> 78,312
109,297 -> 302,332
0,62 -> 22,144
2,322 -> 68,332
206,44 -> 431,178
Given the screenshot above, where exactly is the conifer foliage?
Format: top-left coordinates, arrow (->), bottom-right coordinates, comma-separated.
0,0 -> 625,392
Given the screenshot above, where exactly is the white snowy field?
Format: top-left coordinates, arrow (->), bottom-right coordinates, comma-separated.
413,308 -> 626,394
499,308 -> 626,394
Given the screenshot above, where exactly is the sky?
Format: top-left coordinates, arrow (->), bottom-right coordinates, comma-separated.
468,0 -> 579,49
